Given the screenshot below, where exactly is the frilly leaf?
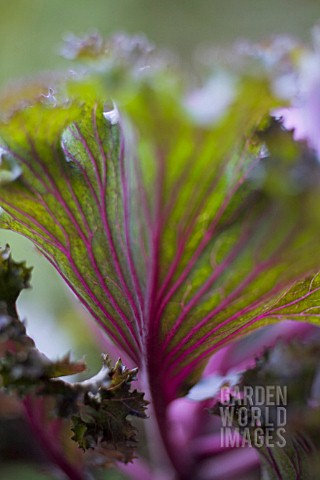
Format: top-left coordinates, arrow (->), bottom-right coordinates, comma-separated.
71,356 -> 147,464
0,244 -> 32,317
0,248 -> 147,466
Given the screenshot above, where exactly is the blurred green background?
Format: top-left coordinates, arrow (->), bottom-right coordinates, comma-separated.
0,1 -> 320,477
1,0 -> 320,87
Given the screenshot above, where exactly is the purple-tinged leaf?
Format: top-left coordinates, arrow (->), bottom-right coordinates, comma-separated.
210,341 -> 320,480
1,37 -> 320,404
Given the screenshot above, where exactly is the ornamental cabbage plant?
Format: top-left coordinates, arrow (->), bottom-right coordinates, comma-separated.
1,33 -> 320,480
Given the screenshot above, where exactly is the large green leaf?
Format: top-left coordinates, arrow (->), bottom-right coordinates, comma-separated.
0,36 -> 320,402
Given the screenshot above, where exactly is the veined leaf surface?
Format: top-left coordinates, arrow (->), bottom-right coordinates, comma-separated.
1,37 -> 320,400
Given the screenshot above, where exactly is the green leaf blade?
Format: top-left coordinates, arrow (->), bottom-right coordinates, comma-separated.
1,37 -> 320,401
0,101 -> 143,363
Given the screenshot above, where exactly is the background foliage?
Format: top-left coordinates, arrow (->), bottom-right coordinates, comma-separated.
1,0 -> 320,87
